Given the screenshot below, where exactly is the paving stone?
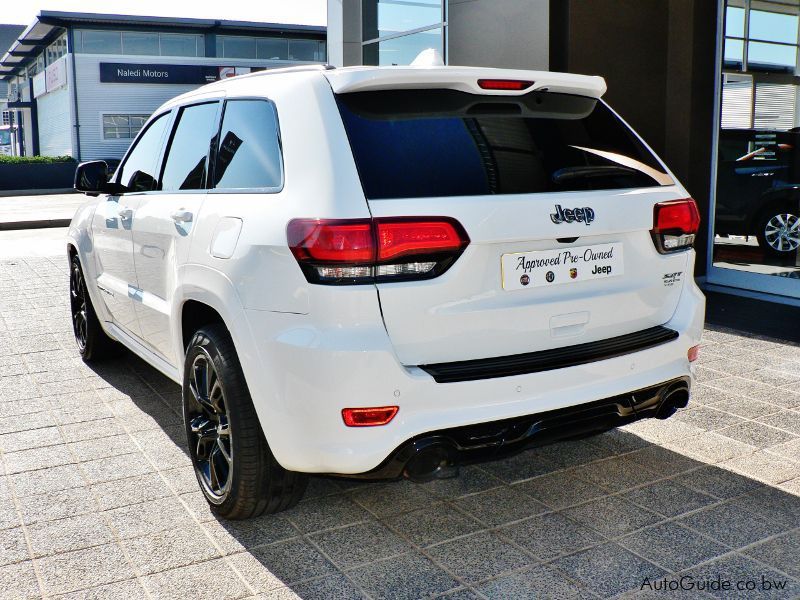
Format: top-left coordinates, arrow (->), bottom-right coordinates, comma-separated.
673,406 -> 746,431
384,502 -> 483,548
122,524 -> 221,575
347,551 -> 459,600
741,530 -> 800,579
0,410 -> 56,435
245,537 -> 337,584
527,438 -> 615,470
283,573 -> 368,600
104,496 -> 193,540
203,514 -> 299,554
622,479 -> 717,518
0,426 -> 64,453
68,434 -> 140,462
477,451 -> 559,483
626,444 -> 705,477
513,470 -> 609,509
26,512 -> 114,557
17,486 -> 98,525
90,472 -> 172,511
59,417 -> 126,443
673,465 -> 762,499
573,455 -> 661,492
143,558 -> 251,600
454,484 -> 549,526
80,452 -> 156,485
679,554 -> 800,599
667,432 -> 758,463
551,542 -> 668,598
308,521 -> 411,570
678,502 -> 786,548
427,530 -> 531,584
721,450 -> 800,484
3,444 -> 76,474
0,560 -> 42,599
498,512 -> 606,561
350,480 -> 437,517
0,527 -> 29,567
618,521 -> 727,572
707,396 -> 783,419
284,494 -> 370,534
727,486 -> 800,529
562,495 -> 663,538
757,410 -> 800,435
476,564 -> 595,599
51,579 -> 149,600
37,543 -> 136,596
421,465 -> 505,498
718,421 -> 798,449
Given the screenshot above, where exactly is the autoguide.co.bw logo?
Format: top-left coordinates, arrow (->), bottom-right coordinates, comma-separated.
641,575 -> 789,593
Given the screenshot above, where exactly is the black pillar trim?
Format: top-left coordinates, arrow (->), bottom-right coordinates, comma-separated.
549,0 -> 569,72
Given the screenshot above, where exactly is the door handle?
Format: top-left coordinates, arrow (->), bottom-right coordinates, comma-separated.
118,207 -> 134,220
170,209 -> 193,223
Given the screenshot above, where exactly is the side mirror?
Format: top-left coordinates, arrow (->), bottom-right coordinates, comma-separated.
74,160 -> 120,196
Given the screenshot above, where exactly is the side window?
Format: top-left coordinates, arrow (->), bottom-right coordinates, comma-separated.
117,112 -> 170,193
213,99 -> 283,190
160,102 -> 219,191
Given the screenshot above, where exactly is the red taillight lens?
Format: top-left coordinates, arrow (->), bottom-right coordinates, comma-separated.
376,219 -> 467,261
477,79 -> 534,91
287,217 -> 469,284
688,345 -> 700,362
287,219 -> 374,263
651,199 -> 701,253
342,406 -> 398,427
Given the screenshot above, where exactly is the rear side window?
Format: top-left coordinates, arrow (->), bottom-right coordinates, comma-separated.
117,112 -> 170,193
213,99 -> 282,190
160,102 -> 219,191
336,90 -> 672,200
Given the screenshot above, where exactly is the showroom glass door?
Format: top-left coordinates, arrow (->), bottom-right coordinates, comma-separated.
709,0 -> 800,300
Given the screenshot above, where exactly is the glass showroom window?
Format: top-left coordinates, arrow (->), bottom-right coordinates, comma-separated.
103,115 -> 149,140
75,30 -> 203,57
362,0 -> 445,66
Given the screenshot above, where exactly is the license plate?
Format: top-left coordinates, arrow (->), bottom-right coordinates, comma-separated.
502,243 -> 624,290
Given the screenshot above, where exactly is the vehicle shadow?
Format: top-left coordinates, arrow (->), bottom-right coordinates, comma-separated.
87,351 -> 800,599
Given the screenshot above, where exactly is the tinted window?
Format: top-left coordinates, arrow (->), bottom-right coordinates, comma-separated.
79,30 -> 122,54
336,90 -> 672,200
161,103 -> 219,191
213,100 -> 282,190
117,112 -> 170,193
122,32 -> 159,55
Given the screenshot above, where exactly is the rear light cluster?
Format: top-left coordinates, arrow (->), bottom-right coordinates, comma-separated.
288,217 -> 470,285
651,199 -> 701,254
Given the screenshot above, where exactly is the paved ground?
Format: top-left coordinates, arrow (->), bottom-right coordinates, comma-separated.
0,194 -> 85,229
0,230 -> 798,599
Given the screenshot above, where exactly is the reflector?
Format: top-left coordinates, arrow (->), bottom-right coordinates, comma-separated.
342,406 -> 399,427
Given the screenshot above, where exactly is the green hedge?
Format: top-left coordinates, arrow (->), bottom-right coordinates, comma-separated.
0,155 -> 76,165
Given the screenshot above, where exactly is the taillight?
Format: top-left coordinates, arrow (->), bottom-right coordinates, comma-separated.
287,217 -> 469,285
477,79 -> 534,91
688,345 -> 700,362
651,199 -> 701,254
342,406 -> 398,427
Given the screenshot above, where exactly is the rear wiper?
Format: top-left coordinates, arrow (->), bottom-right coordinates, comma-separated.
552,165 -> 637,184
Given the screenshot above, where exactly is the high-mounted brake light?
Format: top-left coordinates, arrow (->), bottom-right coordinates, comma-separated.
287,217 -> 469,285
651,199 -> 701,254
342,406 -> 398,427
477,79 -> 534,91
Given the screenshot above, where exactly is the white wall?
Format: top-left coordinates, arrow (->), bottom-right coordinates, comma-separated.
37,85 -> 74,157
448,0 -> 549,70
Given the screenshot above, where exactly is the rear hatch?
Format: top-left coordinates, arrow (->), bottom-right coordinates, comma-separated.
329,69 -> 692,367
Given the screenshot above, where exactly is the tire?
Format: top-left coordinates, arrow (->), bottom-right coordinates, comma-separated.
69,254 -> 120,361
755,207 -> 800,257
183,324 -> 307,518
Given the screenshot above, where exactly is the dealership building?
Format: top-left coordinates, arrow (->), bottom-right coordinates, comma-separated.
328,0 -> 800,308
0,11 -> 325,160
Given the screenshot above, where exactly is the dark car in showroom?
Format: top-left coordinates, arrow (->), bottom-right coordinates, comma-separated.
716,128 -> 800,256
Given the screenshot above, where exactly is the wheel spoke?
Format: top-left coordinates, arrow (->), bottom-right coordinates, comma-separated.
216,437 -> 232,465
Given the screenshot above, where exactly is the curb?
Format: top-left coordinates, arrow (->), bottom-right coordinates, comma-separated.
0,188 -> 75,197
0,219 -> 72,231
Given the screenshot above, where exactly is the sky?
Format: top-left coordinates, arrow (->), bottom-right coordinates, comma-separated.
3,0 -> 326,26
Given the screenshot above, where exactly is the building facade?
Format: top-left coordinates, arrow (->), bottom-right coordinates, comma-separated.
0,11 -> 325,160
328,0 -> 800,307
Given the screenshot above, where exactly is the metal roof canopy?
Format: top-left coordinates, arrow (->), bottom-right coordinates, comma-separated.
0,10 -> 326,80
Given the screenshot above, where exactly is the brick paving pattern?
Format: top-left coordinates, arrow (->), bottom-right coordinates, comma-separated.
0,254 -> 798,599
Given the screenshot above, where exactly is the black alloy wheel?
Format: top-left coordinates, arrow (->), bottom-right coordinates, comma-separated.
69,260 -> 88,352
186,349 -> 233,502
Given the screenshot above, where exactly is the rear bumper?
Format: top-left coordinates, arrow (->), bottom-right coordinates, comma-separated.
238,274 -> 705,475
344,377 -> 690,481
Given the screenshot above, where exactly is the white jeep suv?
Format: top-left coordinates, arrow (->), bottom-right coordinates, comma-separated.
68,64 -> 705,518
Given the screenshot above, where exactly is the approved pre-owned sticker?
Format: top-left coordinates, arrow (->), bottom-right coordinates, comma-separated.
501,243 -> 624,291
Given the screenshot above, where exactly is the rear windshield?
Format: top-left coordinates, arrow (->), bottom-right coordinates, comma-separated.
336,89 -> 672,200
